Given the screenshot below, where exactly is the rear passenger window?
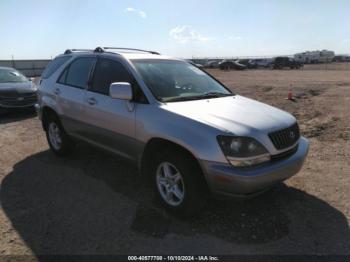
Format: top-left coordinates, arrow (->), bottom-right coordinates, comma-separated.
42,56 -> 71,79
90,59 -> 132,95
64,57 -> 95,89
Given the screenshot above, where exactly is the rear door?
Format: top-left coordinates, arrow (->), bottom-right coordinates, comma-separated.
82,57 -> 140,161
55,56 -> 96,135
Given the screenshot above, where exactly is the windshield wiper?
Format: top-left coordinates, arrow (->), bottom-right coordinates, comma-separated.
201,92 -> 234,98
163,92 -> 234,102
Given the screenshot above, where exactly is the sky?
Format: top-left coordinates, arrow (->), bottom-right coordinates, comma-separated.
0,0 -> 349,59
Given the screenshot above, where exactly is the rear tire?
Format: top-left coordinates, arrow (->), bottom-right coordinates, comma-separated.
149,150 -> 207,217
45,115 -> 73,156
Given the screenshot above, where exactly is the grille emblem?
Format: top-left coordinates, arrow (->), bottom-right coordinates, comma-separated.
269,123 -> 299,150
289,131 -> 295,139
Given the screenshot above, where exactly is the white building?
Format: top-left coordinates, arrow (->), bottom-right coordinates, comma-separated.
294,50 -> 335,64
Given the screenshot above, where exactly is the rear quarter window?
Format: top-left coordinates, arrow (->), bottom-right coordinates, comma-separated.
41,56 -> 71,79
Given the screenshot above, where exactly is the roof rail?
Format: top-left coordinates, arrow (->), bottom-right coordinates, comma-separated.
63,47 -> 160,55
64,49 -> 94,54
103,47 -> 160,55
94,47 -> 104,53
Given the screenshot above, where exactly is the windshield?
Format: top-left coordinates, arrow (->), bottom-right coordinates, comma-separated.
0,68 -> 28,83
132,60 -> 233,102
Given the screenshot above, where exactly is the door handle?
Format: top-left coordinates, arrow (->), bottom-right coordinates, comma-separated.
87,97 -> 96,105
54,88 -> 61,95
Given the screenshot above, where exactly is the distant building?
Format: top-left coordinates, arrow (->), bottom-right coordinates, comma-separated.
294,50 -> 335,64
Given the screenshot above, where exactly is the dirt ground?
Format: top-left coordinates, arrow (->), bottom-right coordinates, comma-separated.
0,64 -> 349,256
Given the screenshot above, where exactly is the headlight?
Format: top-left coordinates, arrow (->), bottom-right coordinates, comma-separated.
217,136 -> 271,167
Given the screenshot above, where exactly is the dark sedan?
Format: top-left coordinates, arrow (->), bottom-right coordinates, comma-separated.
0,67 -> 38,113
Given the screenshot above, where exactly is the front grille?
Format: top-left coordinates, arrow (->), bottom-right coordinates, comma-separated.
0,92 -> 36,98
0,90 -> 18,97
269,122 -> 300,150
0,93 -> 37,107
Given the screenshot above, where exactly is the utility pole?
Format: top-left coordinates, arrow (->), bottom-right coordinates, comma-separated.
11,55 -> 15,68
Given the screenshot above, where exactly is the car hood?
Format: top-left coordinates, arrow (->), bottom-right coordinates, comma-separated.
0,81 -> 37,93
162,95 -> 296,135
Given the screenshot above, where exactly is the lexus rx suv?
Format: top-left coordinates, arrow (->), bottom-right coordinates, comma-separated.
36,47 -> 309,216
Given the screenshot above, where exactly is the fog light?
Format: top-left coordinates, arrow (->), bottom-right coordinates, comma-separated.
228,154 -> 271,167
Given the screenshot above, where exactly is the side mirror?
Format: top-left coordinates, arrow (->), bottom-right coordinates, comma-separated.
109,82 -> 132,100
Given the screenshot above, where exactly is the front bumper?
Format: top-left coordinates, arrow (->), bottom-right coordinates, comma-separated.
35,103 -> 42,119
200,136 -> 309,197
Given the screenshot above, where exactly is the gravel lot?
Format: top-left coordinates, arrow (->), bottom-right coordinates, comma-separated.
0,64 -> 349,256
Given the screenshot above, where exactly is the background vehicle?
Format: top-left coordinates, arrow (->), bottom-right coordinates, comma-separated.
204,60 -> 219,68
294,50 -> 335,64
272,57 -> 303,69
237,59 -> 258,69
37,47 -> 309,216
250,58 -> 273,68
0,67 -> 37,113
187,60 -> 204,68
218,60 -> 246,70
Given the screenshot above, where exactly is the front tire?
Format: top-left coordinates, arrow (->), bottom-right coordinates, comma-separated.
45,116 -> 73,156
150,150 -> 207,217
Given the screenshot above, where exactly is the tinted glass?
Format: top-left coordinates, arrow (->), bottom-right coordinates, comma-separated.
57,68 -> 68,84
91,59 -> 132,95
132,60 -> 231,102
65,57 -> 95,89
42,56 -> 71,79
0,68 -> 28,83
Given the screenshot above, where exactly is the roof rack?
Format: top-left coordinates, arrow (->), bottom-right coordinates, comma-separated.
64,49 -> 94,54
63,47 -> 160,55
94,47 -> 104,53
103,47 -> 160,55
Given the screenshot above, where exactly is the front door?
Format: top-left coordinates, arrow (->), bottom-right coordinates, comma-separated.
82,57 -> 138,161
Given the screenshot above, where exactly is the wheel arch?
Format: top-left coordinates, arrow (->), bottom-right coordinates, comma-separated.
141,138 -> 199,170
139,137 -> 210,190
41,106 -> 60,131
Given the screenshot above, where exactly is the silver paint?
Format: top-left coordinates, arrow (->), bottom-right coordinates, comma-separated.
37,51 -> 309,196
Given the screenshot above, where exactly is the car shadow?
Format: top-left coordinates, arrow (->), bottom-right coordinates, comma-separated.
0,108 -> 36,124
1,145 -> 349,254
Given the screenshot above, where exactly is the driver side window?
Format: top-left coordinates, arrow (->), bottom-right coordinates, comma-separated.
90,58 -> 148,103
90,59 -> 131,95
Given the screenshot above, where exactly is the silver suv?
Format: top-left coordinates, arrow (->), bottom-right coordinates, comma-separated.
37,47 -> 309,215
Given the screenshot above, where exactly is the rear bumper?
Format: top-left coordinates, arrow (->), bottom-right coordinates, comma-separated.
200,137 -> 309,197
